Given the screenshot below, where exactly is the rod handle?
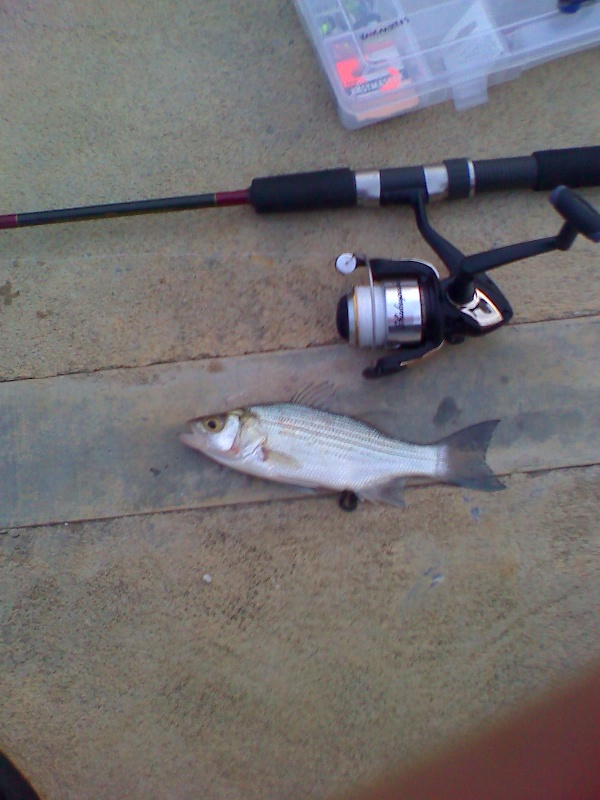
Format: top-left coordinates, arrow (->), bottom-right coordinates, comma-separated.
472,147 -> 600,195
249,169 -> 356,213
533,147 -> 600,191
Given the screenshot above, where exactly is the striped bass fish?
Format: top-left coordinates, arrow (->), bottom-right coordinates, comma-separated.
181,391 -> 504,507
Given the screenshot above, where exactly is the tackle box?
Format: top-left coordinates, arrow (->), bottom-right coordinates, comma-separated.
292,0 -> 600,128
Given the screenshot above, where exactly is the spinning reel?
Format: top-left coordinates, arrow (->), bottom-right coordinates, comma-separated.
336,186 -> 600,378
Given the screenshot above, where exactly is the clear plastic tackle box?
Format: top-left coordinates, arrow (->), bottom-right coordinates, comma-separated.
292,0 -> 600,128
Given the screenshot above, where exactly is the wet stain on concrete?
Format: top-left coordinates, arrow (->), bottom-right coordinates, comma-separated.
499,409 -> 584,445
0,280 -> 19,307
433,396 -> 461,427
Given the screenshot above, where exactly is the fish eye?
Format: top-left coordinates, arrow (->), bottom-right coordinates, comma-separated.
203,416 -> 225,433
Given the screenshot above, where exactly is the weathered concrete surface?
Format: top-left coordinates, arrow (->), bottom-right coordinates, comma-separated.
1,316 -> 599,528
0,4 -> 598,380
1,467 -> 599,800
0,0 -> 599,798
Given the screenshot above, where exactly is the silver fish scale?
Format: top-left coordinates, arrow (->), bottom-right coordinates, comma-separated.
247,403 -> 439,491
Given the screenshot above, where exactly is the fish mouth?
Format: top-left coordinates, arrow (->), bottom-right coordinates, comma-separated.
180,431 -> 199,449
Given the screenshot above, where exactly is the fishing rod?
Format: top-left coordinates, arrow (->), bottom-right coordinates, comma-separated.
1,146 -> 599,229
2,145 -> 599,380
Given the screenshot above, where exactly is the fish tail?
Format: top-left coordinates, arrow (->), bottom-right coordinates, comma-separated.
437,420 -> 505,492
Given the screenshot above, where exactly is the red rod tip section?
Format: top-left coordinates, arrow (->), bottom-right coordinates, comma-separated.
214,189 -> 250,207
0,214 -> 18,229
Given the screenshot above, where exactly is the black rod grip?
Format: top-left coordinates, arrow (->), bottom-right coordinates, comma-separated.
534,147 -> 600,191
473,156 -> 538,193
249,169 -> 356,213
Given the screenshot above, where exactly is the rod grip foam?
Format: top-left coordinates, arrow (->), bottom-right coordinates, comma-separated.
534,147 -> 600,191
249,169 -> 356,213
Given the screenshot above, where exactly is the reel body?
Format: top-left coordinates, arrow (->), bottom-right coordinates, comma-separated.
336,186 -> 599,377
336,256 -> 511,377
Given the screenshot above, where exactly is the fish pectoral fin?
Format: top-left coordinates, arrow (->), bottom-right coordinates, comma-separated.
261,447 -> 303,471
359,477 -> 406,508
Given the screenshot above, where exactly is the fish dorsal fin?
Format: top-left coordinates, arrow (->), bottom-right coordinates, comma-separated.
290,381 -> 336,411
359,477 -> 406,508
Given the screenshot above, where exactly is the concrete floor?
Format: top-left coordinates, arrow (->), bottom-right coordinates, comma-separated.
0,2 -> 599,798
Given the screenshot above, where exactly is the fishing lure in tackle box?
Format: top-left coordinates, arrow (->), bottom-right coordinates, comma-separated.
293,0 -> 600,128
1,145 -> 600,379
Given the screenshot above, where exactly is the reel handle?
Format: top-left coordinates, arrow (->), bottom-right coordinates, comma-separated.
408,186 -> 600,303
410,186 -> 600,284
551,185 -> 600,242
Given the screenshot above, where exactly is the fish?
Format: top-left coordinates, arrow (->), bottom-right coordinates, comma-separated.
180,393 -> 505,507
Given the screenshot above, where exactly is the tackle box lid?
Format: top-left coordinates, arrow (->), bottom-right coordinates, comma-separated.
292,0 -> 600,128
